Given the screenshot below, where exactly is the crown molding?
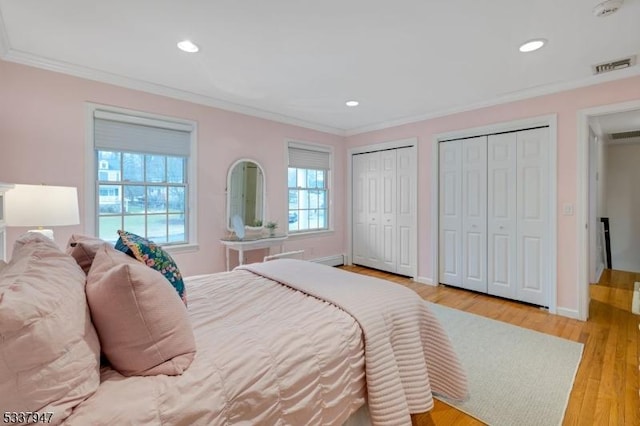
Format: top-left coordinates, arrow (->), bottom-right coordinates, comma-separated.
344,66 -> 640,136
0,8 -> 9,57
0,48 -> 346,136
1,15 -> 639,139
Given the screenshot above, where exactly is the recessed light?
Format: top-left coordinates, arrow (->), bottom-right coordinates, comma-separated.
345,100 -> 359,107
177,40 -> 199,53
519,39 -> 546,53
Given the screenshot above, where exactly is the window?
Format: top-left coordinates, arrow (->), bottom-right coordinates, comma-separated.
287,141 -> 331,233
91,108 -> 196,246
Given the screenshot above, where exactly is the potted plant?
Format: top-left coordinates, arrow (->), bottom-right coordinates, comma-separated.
265,221 -> 278,237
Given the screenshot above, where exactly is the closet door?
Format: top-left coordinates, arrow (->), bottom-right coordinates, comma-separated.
439,140 -> 463,286
487,133 -> 517,299
396,147 -> 416,277
380,150 -> 397,272
461,137 -> 487,292
516,127 -> 549,306
365,152 -> 383,270
352,154 -> 368,266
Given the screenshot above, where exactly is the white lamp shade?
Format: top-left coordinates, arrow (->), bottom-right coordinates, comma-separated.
5,184 -> 80,227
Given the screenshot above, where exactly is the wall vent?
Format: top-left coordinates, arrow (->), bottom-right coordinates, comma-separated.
592,55 -> 636,74
610,130 -> 640,140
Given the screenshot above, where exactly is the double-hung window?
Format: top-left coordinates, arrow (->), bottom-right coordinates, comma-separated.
287,141 -> 331,233
92,108 -> 196,246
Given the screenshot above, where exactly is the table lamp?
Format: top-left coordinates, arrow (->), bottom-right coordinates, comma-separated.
5,184 -> 80,240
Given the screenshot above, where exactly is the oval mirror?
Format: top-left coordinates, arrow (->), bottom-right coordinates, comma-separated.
227,159 -> 265,230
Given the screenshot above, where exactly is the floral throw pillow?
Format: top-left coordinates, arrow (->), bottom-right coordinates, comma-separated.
115,230 -> 187,306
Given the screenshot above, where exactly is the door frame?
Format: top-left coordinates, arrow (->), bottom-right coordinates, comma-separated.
577,99 -> 640,321
431,114 -> 558,313
347,138 -> 418,279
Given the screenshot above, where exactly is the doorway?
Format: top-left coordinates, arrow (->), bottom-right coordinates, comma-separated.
577,100 -> 640,321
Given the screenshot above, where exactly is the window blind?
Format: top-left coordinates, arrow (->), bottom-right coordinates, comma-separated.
287,143 -> 331,170
94,111 -> 191,157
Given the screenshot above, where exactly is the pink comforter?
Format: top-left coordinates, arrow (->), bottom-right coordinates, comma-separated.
240,260 -> 468,426
63,269 -> 366,425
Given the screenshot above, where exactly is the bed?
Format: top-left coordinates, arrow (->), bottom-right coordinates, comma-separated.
0,233 -> 467,426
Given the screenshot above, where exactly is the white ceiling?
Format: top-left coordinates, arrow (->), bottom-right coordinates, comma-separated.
1,0 -> 639,135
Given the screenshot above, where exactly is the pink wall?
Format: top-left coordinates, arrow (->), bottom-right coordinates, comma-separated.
345,75 -> 640,312
2,57 -> 639,313
0,60 -> 346,275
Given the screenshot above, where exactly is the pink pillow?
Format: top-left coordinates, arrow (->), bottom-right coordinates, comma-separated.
86,244 -> 196,376
0,233 -> 101,424
65,234 -> 107,274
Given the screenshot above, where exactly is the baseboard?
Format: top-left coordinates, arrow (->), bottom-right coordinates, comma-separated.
414,276 -> 436,286
556,307 -> 581,320
311,254 -> 345,267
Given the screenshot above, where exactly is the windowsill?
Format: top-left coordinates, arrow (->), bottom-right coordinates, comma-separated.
161,243 -> 199,254
286,229 -> 334,240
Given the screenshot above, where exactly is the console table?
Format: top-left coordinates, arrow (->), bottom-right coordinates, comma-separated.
220,234 -> 288,271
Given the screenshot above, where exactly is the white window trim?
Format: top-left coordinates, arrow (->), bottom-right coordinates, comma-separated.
85,103 -> 198,252
285,139 -> 334,235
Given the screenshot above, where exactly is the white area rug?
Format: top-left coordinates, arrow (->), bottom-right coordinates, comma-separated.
633,282 -> 640,315
428,302 -> 584,426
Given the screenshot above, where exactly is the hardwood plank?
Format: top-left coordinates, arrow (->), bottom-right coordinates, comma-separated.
339,265 -> 640,425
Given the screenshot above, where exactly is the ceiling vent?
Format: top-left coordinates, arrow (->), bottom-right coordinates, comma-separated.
610,130 -> 640,140
592,55 -> 636,74
592,0 -> 624,17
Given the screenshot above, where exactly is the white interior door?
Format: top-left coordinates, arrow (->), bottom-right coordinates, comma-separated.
380,150 -> 397,272
352,146 -> 416,276
439,140 -> 463,286
365,152 -> 382,269
516,127 -> 549,306
487,133 -> 517,299
461,137 -> 488,292
396,147 -> 416,277
352,154 -> 368,266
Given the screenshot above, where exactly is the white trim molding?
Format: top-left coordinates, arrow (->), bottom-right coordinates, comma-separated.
311,254 -> 345,267
556,307 -> 581,320
431,114 -> 558,313
2,49 -> 344,136
576,99 -> 640,322
414,276 -> 435,286
344,67 -> 640,136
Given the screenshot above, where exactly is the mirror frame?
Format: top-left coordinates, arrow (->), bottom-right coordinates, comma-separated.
226,158 -> 266,231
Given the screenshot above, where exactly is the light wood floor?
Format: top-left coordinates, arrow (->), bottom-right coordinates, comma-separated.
339,265 -> 640,426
